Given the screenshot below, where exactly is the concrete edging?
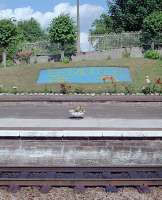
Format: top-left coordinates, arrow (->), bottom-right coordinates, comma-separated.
0,130 -> 162,138
0,94 -> 161,102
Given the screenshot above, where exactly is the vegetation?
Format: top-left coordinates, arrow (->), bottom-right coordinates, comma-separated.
90,14 -> 113,35
142,11 -> 162,48
91,0 -> 162,36
0,19 -> 19,67
144,50 -> 161,60
49,15 -> 77,61
0,58 -> 161,94
17,18 -> 46,42
109,0 -> 162,32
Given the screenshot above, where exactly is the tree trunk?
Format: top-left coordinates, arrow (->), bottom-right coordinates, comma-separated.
2,49 -> 7,68
151,41 -> 155,50
61,50 -> 65,61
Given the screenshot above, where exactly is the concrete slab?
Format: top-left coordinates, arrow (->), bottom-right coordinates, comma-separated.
0,118 -> 161,128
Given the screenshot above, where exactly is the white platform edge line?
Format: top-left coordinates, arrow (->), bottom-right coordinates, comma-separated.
0,130 -> 162,137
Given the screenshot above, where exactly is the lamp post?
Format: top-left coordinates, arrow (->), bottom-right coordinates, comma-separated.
77,0 -> 81,54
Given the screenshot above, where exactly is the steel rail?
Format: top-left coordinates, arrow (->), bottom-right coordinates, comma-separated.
0,166 -> 161,193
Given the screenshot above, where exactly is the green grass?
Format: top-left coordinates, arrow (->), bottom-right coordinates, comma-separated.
0,58 -> 161,93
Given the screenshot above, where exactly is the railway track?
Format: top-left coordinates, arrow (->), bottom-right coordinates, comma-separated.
0,166 -> 161,193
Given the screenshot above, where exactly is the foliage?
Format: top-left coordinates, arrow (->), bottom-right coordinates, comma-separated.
0,19 -> 18,49
0,19 -> 19,67
62,57 -> 70,64
124,84 -> 134,95
12,86 -> 18,95
142,11 -> 162,47
48,43 -> 76,61
59,83 -> 71,94
0,85 -> 3,93
109,0 -> 162,32
141,83 -> 162,94
74,87 -> 84,94
90,0 -> 162,35
49,15 -> 76,60
144,50 -> 160,59
6,60 -> 14,67
90,14 -> 113,35
43,85 -> 53,94
17,18 -> 45,42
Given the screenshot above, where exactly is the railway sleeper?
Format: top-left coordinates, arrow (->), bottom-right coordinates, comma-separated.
105,185 -> 118,193
39,185 -> 52,194
74,185 -> 86,193
136,185 -> 151,193
0,184 -> 159,194
7,185 -> 21,193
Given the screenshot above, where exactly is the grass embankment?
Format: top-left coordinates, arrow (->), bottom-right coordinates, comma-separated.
0,58 -> 161,93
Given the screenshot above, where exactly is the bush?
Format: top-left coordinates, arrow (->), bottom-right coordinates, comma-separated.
59,83 -> 71,94
6,60 -> 13,67
62,57 -> 70,64
43,85 -> 53,94
144,50 -> 160,59
141,83 -> 162,94
124,84 -> 134,95
12,86 -> 18,94
74,87 -> 84,94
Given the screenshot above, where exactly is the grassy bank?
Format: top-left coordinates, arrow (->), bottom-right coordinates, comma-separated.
0,58 -> 161,93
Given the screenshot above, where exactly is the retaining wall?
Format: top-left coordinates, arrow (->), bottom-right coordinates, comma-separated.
0,139 -> 161,166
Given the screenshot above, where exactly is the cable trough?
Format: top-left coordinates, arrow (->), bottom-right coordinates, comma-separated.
0,166 -> 161,193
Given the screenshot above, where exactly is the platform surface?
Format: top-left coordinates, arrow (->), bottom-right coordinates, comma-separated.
0,102 -> 161,136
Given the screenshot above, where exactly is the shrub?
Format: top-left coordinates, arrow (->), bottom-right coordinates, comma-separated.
0,85 -> 3,93
6,60 -> 13,67
141,86 -> 151,94
151,84 -> 162,94
124,84 -> 134,95
12,86 -> 18,94
141,83 -> 162,94
74,87 -> 84,94
43,85 -> 53,94
62,57 -> 70,64
59,83 -> 71,94
144,50 -> 160,59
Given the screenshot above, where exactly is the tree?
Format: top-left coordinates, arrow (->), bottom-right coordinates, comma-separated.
0,19 -> 18,67
49,14 -> 77,61
142,11 -> 162,49
17,18 -> 44,42
90,14 -> 113,35
109,0 -> 162,32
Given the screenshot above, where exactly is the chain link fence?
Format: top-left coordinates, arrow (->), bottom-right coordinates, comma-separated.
89,32 -> 162,51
